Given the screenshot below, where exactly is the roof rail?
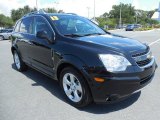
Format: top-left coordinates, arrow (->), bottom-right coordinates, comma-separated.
22,9 -> 46,18
66,13 -> 77,15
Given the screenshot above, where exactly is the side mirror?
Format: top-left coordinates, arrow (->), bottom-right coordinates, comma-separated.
36,31 -> 54,44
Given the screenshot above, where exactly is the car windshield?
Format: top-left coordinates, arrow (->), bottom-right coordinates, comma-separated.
49,14 -> 106,36
127,25 -> 134,27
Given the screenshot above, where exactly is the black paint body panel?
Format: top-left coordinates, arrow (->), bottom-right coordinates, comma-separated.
11,13 -> 157,103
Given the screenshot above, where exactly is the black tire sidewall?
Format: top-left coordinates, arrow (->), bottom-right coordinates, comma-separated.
60,67 -> 92,107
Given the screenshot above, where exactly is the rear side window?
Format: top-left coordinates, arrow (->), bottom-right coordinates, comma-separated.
20,17 -> 33,34
7,30 -> 13,33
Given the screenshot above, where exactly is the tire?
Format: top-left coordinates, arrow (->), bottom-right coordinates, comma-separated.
0,35 -> 4,40
60,67 -> 92,107
13,50 -> 27,72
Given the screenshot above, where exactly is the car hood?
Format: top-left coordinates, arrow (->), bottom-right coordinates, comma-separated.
76,34 -> 147,54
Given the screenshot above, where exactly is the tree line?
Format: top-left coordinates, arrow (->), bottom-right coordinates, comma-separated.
0,5 -> 59,28
0,4 -> 159,28
0,14 -> 14,28
96,3 -> 159,28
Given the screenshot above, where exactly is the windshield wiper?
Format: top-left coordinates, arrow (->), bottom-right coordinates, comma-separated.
64,33 -> 106,37
64,34 -> 83,37
83,33 -> 105,36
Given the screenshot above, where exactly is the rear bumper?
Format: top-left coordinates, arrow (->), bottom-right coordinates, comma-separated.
87,58 -> 157,103
126,28 -> 134,31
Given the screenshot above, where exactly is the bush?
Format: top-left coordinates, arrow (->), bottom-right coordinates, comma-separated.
135,27 -> 153,31
153,24 -> 160,28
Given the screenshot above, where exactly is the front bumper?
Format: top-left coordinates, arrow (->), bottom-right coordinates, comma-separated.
87,58 -> 157,103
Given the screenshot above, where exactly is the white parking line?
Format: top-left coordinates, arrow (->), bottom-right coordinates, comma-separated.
149,39 -> 160,46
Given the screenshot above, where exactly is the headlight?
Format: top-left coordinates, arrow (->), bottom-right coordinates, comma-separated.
99,54 -> 131,72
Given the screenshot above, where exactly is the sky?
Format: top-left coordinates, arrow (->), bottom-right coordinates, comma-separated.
0,0 -> 159,18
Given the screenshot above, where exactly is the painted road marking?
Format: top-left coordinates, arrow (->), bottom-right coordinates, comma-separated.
149,39 -> 160,46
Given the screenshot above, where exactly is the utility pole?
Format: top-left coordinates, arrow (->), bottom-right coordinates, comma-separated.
54,1 -> 59,13
36,0 -> 38,11
135,10 -> 139,24
94,0 -> 96,21
87,7 -> 90,18
119,3 -> 122,29
136,14 -> 138,24
158,2 -> 160,20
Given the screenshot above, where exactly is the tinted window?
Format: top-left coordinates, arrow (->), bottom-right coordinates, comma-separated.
127,24 -> 134,27
7,30 -> 13,33
50,15 -> 105,35
14,21 -> 21,32
20,17 -> 33,34
34,16 -> 53,39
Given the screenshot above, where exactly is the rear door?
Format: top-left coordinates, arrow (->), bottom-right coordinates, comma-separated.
18,17 -> 34,63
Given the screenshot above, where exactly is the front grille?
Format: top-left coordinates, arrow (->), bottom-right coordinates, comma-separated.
132,51 -> 148,57
132,48 -> 149,57
132,50 -> 152,67
136,59 -> 151,67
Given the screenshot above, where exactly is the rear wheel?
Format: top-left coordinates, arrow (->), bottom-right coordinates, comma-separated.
60,67 -> 92,107
13,50 -> 27,71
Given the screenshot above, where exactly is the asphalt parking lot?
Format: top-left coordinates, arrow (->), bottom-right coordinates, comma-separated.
0,30 -> 160,120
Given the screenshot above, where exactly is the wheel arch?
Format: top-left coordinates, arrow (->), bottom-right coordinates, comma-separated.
56,55 -> 86,80
56,55 -> 93,99
57,62 -> 81,80
11,45 -> 20,55
11,46 -> 16,54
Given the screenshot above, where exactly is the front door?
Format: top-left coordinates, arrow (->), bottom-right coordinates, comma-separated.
28,16 -> 55,76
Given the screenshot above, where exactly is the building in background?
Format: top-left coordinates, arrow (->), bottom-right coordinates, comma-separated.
152,2 -> 160,21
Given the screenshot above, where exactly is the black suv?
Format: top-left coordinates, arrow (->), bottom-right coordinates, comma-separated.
11,11 -> 157,107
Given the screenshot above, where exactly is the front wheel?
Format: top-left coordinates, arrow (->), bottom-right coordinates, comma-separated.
60,67 -> 92,107
13,51 -> 27,72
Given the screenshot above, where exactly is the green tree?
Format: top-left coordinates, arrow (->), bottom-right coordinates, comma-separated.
135,9 -> 159,25
11,6 -> 57,22
43,8 -> 57,13
109,3 -> 135,24
0,14 -> 13,27
11,5 -> 34,22
96,16 -> 116,28
97,3 -> 159,29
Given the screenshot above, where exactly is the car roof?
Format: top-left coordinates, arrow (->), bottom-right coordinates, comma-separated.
47,13 -> 77,16
18,10 -> 79,23
22,10 -> 78,19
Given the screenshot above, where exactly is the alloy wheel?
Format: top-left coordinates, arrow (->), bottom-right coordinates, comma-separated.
62,73 -> 83,103
14,52 -> 21,69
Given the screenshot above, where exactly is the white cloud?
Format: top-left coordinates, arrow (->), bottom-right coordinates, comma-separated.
0,0 -> 117,17
132,0 -> 140,9
132,0 -> 158,11
56,0 -> 118,18
49,0 -> 117,18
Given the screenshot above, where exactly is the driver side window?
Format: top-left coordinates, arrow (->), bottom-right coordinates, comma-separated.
34,16 -> 53,39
